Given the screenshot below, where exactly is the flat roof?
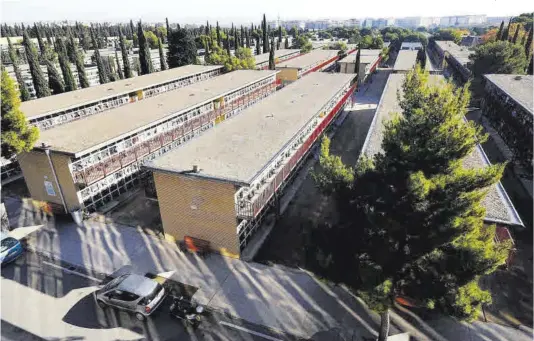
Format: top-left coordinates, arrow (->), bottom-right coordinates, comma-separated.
400,42 -> 422,48
338,49 -> 381,63
37,70 -> 277,157
393,50 -> 418,71
147,72 -> 355,185
434,41 -> 472,66
360,73 -> 522,226
276,49 -> 340,69
484,74 -> 533,115
254,49 -> 301,65
21,65 -> 224,120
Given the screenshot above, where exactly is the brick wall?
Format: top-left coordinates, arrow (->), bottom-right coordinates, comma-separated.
153,171 -> 240,256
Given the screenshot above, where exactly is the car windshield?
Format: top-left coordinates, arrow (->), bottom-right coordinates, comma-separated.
1,238 -> 18,253
100,274 -> 129,292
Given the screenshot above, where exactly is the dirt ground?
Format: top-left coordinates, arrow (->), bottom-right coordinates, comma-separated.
102,193 -> 163,234
255,101 -> 379,267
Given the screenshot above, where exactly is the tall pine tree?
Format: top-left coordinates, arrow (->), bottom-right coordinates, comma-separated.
7,37 -> 30,101
137,21 -> 153,75
278,26 -> 282,50
44,55 -> 65,95
56,38 -> 77,92
166,17 -> 171,43
285,36 -> 289,49
118,26 -> 133,78
525,27 -> 533,59
90,27 -> 108,84
22,29 -> 50,98
216,21 -> 221,47
312,67 -> 510,340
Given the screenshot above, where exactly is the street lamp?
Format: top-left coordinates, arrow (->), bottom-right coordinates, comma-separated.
41,143 -> 68,214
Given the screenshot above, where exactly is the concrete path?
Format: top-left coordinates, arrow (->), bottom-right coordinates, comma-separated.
3,196 -> 532,341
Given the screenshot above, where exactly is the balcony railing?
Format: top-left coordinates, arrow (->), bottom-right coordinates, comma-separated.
73,81 -> 276,187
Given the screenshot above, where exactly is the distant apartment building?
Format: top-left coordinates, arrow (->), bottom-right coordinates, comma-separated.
439,15 -> 486,27
395,17 -> 423,28
362,19 -> 373,28
346,19 -> 362,28
280,20 -> 306,30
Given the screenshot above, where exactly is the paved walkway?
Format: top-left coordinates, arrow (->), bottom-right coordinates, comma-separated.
4,197 -> 532,341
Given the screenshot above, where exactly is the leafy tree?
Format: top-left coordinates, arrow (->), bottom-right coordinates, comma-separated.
138,21 -> 154,75
329,42 -> 347,51
118,26 -> 133,78
167,27 -> 197,68
205,44 -> 255,72
158,35 -> 168,71
432,28 -> 463,44
22,30 -> 50,98
115,50 -> 124,79
268,38 -> 275,70
496,21 -> 505,40
69,35 -> 90,88
294,35 -> 312,53
7,37 -> 30,101
1,69 -> 39,160
144,30 -> 159,49
90,27 -> 108,84
310,66 -> 510,340
56,38 -> 77,92
470,41 -> 527,79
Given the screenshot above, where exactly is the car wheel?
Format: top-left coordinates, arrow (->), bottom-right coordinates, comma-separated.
97,300 -> 106,309
135,313 -> 145,321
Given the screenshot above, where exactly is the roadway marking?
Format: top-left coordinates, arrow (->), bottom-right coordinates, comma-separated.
219,321 -> 284,341
42,261 -> 101,282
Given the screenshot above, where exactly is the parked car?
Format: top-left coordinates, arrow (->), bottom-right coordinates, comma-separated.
94,269 -> 167,321
1,232 -> 24,266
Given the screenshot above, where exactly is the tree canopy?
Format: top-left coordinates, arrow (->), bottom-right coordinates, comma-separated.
1,69 -> 40,160
309,66 -> 510,340
470,41 -> 528,79
167,27 -> 198,68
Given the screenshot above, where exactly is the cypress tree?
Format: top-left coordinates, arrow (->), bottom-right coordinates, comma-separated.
7,37 -> 30,101
158,35 -> 168,70
527,55 -> 533,75
501,19 -> 512,41
496,21 -> 504,41
216,21 -> 221,47
285,36 -> 289,49
34,23 -> 46,54
268,38 -> 276,70
256,35 -> 261,55
206,21 -> 210,36
115,50 -> 124,79
241,26 -> 245,47
525,27 -> 533,59
129,20 -> 135,40
71,34 -> 90,88
119,26 -> 133,78
278,26 -> 282,50
22,30 -> 50,98
262,14 -> 268,53
511,26 -> 520,44
234,28 -> 239,49
226,34 -> 231,56
166,17 -> 171,43
106,56 -> 117,81
56,38 -> 77,92
45,26 -> 53,47
246,29 -> 251,48
137,21 -> 154,75
90,27 -> 108,84
354,47 -> 361,75
44,57 -> 65,95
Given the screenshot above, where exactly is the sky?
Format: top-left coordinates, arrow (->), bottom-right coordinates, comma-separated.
1,0 -> 532,25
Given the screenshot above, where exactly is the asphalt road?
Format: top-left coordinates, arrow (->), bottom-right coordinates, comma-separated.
1,249 -> 303,341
